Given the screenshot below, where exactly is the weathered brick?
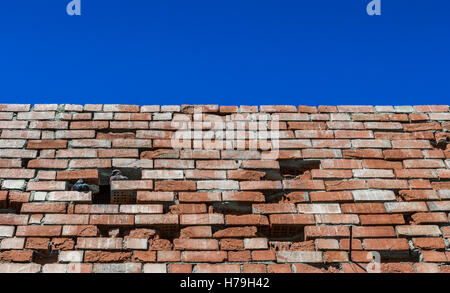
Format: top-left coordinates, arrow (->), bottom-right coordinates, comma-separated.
89,215 -> 134,226
180,214 -> 224,225
47,191 -> 91,202
77,238 -> 123,250
16,225 -> 62,237
135,214 -> 179,225
174,239 -> 218,250
276,251 -> 323,263
396,225 -> 442,237
27,181 -> 67,191
182,251 -> 228,263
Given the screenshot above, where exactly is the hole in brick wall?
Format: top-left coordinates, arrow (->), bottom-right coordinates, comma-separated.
430,139 -> 448,150
379,250 -> 420,263
0,208 -> 18,214
278,159 -> 321,179
34,251 -> 59,265
263,191 -> 286,203
22,158 -> 32,168
138,148 -> 154,158
96,130 -> 137,136
93,168 -> 142,204
259,226 -> 305,241
403,213 -> 414,225
93,185 -> 111,204
210,202 -> 253,214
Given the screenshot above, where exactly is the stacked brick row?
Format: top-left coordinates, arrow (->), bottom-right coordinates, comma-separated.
0,104 -> 449,273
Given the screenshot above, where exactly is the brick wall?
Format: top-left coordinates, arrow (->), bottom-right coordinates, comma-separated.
0,104 -> 449,273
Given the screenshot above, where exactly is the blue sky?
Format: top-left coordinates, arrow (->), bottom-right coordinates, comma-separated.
0,0 -> 449,106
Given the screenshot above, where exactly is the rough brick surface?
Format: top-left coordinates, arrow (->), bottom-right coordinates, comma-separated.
0,104 -> 449,273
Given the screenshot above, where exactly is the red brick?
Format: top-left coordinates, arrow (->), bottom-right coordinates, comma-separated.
359,214 -> 405,225
422,251 -> 448,262
324,180 -> 367,191
27,140 -> 67,149
414,105 -> 448,112
135,214 -> 178,225
25,237 -> 50,250
69,159 -> 112,168
367,179 -> 409,189
309,191 -> 353,202
0,169 -> 34,179
218,238 -> 243,250
411,212 -> 448,224
28,159 -> 68,169
398,190 -> 439,201
51,238 -> 75,250
395,169 -> 437,179
111,180 -> 153,191
213,226 -> 258,238
252,203 -> 297,214
16,225 -> 62,237
414,263 -> 440,273
404,122 -> 441,131
283,180 -> 325,190
343,149 -> 383,159
169,263 -> 192,273
154,181 -> 195,191
304,226 -> 350,239
56,169 -> 98,184
0,159 -> 22,168
85,251 -> 131,263
30,121 -> 68,129
168,203 -> 205,214
43,214 -> 89,225
133,251 -> 157,262
0,149 -> 37,158
339,239 -> 363,250
193,263 -> 240,273
137,191 -> 175,203
173,238 -> 218,250
26,181 -> 67,191
70,121 -> 109,129
380,263 -> 415,273
396,225 -> 441,237
267,264 -> 292,273
270,214 -> 315,225
249,250 -> 274,262
77,238 -> 122,250
156,251 -> 180,262
47,191 -> 91,202
363,238 -> 409,250
352,226 -> 396,238
0,250 -> 34,263
383,149 -> 423,159
182,251 -> 227,263
413,237 -> 446,250
98,149 -> 138,158
243,264 -> 266,273
225,214 -> 269,226
179,192 -> 221,203
362,160 -> 403,169
0,214 -> 27,226
315,214 -> 359,225
311,169 -> 353,179
324,251 -> 348,263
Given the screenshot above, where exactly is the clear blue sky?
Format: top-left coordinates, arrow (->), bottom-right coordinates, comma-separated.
0,0 -> 449,106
